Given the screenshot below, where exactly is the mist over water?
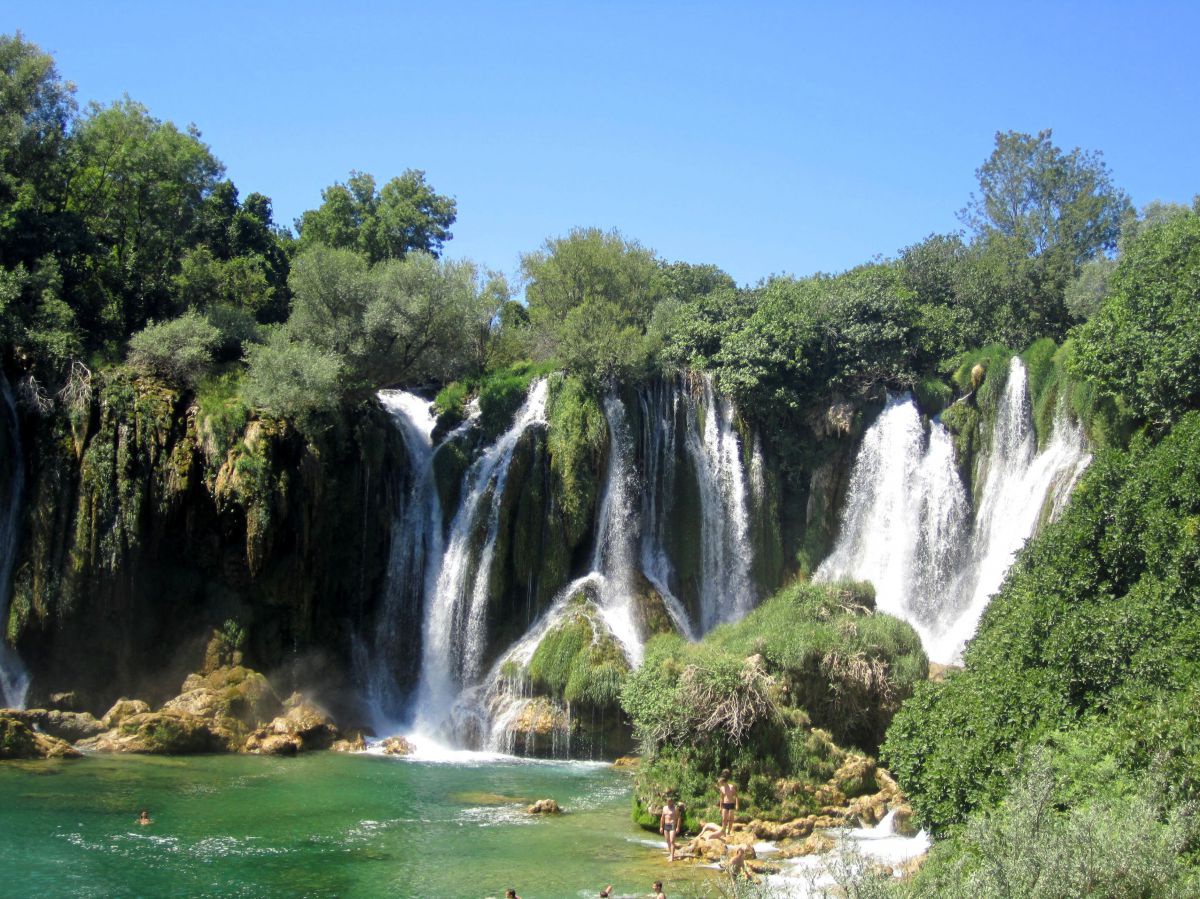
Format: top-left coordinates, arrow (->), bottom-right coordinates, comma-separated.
817,358 -> 1091,664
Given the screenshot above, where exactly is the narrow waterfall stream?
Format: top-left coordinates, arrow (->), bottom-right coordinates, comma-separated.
359,390 -> 443,725
817,358 -> 1091,663
639,374 -> 757,636
0,373 -> 27,708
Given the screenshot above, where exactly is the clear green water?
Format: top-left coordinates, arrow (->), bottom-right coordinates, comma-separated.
0,752 -> 719,898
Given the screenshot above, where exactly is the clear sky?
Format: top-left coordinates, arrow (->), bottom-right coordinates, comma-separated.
13,1 -> 1200,287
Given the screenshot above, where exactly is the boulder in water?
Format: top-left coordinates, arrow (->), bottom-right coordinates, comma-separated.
0,716 -> 82,759
245,732 -> 302,756
381,736 -> 414,756
526,798 -> 561,814
331,731 -> 367,753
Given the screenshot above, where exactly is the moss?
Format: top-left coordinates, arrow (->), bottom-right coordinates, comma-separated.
914,376 -> 954,414
545,374 -> 607,549
527,598 -> 630,709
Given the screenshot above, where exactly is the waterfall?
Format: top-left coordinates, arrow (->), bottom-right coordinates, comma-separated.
637,374 -> 757,637
411,379 -> 549,735
815,394 -> 971,638
935,360 -> 1091,659
817,358 -> 1090,663
683,373 -> 757,631
0,373 -> 28,709
359,390 -> 443,726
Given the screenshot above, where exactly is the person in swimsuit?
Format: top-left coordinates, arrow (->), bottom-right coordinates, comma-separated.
717,770 -> 739,835
659,795 -> 679,862
651,880 -> 666,899
725,846 -> 758,883
136,809 -> 152,826
504,890 -> 520,899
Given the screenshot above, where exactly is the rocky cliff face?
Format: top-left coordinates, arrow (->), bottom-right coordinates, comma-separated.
4,368 -> 406,721
1,367 -> 875,738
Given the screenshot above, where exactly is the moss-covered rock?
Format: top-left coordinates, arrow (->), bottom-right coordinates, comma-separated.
0,716 -> 82,759
82,709 -> 220,754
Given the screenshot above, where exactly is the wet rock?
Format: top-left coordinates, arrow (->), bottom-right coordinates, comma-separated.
245,732 -> 302,756
777,833 -> 836,858
101,699 -> 151,730
278,694 -> 338,750
891,803 -> 919,837
331,731 -> 367,753
0,716 -> 82,759
80,710 -> 219,754
1,709 -> 104,743
832,754 -> 878,798
381,736 -> 414,756
47,692 -> 81,712
611,755 -> 640,769
527,798 -> 561,814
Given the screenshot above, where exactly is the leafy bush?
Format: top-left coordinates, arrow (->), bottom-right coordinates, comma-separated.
127,310 -> 220,385
1070,206 -> 1200,429
883,412 -> 1200,833
241,331 -> 342,427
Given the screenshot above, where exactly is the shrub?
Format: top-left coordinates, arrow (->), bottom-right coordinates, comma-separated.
127,310 -> 220,385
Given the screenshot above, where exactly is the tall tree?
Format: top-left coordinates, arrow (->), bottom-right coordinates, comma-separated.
67,98 -> 224,337
960,129 -> 1130,266
296,169 -> 456,263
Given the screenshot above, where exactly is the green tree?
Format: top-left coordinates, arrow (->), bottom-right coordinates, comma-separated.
67,98 -> 224,337
958,130 -> 1131,341
0,33 -> 76,272
275,244 -> 501,398
522,227 -> 662,383
1069,204 -> 1200,427
296,169 -> 456,263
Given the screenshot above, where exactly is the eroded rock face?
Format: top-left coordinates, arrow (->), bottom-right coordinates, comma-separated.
0,716 -> 82,759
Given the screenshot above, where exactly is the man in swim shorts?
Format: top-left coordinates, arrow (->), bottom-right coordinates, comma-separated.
717,770 -> 738,835
659,794 -> 680,862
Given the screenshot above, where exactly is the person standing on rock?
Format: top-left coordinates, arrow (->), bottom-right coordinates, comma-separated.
659,794 -> 680,861
717,770 -> 739,835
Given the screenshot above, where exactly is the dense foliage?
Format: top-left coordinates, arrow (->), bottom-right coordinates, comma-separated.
621,581 -> 926,825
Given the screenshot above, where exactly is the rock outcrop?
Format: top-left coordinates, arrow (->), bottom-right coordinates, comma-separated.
0,716 -> 82,759
526,798 -> 562,814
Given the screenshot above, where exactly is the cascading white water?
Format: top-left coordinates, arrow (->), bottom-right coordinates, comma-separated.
684,374 -> 757,631
360,390 -> 444,724
411,379 -> 549,735
817,358 -> 1091,663
816,394 -> 971,641
637,375 -> 757,637
0,373 -> 28,709
936,361 -> 1091,659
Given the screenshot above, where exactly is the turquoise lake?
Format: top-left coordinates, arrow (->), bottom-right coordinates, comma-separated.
0,751 -> 726,898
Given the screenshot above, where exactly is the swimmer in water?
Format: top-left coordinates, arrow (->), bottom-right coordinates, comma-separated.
136,809 -> 152,826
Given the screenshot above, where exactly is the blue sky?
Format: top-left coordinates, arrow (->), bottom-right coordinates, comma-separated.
14,2 -> 1200,286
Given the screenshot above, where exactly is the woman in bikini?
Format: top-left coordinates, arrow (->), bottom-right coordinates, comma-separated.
717,770 -> 738,836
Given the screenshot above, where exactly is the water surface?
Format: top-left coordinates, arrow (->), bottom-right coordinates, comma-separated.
0,752 -> 711,898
